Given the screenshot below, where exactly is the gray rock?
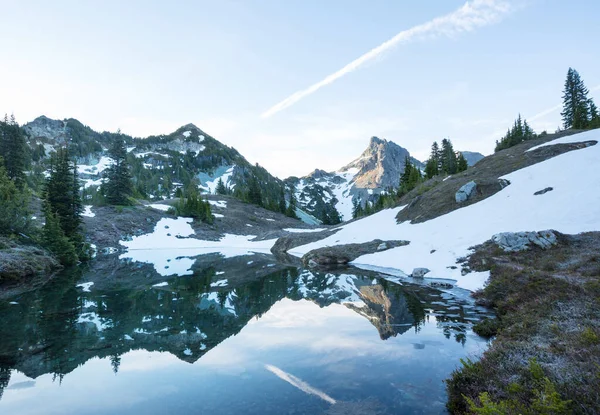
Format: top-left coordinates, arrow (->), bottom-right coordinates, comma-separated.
455,181 -> 477,203
492,230 -> 558,252
377,242 -> 388,251
534,187 -> 553,195
411,268 -> 430,278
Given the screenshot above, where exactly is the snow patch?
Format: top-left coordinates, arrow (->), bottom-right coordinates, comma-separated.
77,282 -> 94,292
82,206 -> 95,218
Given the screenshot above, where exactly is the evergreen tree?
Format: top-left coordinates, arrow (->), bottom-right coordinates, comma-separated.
216,178 -> 227,195
103,135 -> 133,205
285,187 -> 298,219
174,186 -> 213,223
495,115 -> 536,152
457,153 -> 468,172
0,114 -> 26,186
44,148 -> 82,239
589,99 -> 600,128
440,139 -> 457,175
424,141 -> 441,179
278,187 -> 287,213
42,207 -> 78,266
0,159 -> 30,235
400,156 -> 413,186
352,199 -> 364,219
247,175 -> 263,206
561,68 -> 591,129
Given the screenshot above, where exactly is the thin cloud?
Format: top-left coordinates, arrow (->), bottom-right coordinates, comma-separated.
261,0 -> 513,118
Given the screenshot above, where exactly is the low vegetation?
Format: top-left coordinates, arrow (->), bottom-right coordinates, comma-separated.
446,232 -> 600,414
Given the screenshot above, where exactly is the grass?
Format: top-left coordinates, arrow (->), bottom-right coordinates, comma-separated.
446,232 -> 600,414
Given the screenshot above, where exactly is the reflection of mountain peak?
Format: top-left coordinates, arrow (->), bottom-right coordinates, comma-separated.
348,285 -> 415,340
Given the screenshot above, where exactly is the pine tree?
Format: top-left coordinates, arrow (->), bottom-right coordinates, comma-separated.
0,114 -> 26,187
440,139 -> 457,175
247,175 -> 263,206
103,135 -> 133,205
495,114 -> 536,152
216,178 -> 227,195
589,99 -> 600,128
457,153 -> 468,172
44,148 -> 82,239
561,68 -> 590,129
278,187 -> 287,213
0,159 -> 30,235
42,207 -> 78,266
424,141 -> 441,179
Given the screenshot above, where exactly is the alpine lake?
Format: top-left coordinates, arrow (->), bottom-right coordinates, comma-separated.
0,252 -> 492,414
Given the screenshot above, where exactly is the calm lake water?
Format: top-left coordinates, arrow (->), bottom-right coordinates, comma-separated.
0,255 -> 491,415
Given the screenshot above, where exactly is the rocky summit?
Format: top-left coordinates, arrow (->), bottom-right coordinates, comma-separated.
286,136 -> 423,222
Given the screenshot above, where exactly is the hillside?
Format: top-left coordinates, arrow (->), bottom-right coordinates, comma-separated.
22,116 -> 295,218
275,128 -> 600,291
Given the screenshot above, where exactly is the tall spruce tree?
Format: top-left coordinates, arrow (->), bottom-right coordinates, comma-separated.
424,141 -> 441,179
457,153 -> 468,172
0,159 -> 30,235
247,175 -> 263,206
440,139 -> 457,175
44,147 -> 83,239
561,68 -> 591,129
495,114 -> 535,152
0,114 -> 26,187
103,134 -> 133,205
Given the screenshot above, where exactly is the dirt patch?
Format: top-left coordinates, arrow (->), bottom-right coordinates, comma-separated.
397,129 -> 594,224
446,231 -> 600,414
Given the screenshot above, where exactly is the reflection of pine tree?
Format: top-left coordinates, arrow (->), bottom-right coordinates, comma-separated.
0,366 -> 11,401
110,354 -> 121,374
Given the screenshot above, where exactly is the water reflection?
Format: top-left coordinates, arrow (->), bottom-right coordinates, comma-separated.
0,257 -> 491,414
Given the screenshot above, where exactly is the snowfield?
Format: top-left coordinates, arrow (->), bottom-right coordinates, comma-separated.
119,217 -> 277,276
290,130 -> 600,291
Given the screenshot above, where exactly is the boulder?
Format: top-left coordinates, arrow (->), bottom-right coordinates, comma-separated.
455,181 -> 477,203
411,268 -> 430,278
534,187 -> 553,195
492,230 -> 558,252
377,242 -> 388,251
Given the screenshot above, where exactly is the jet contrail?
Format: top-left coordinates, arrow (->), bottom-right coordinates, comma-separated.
265,364 -> 337,404
261,0 -> 513,118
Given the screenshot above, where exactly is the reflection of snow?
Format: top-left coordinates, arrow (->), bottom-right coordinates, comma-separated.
119,217 -> 276,276
77,312 -> 112,331
77,282 -> 94,292
284,228 -> 325,233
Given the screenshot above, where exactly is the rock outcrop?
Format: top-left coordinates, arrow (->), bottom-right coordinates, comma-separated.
301,239 -> 409,267
491,230 -> 558,252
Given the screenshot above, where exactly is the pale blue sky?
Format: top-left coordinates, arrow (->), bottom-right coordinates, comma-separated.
1,0 -> 599,177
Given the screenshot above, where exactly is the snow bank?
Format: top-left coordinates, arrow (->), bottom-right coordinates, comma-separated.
291,130 -> 600,291
208,200 -> 227,208
119,217 -> 277,276
78,156 -> 113,176
149,204 -> 171,212
82,206 -> 95,218
200,166 -> 235,194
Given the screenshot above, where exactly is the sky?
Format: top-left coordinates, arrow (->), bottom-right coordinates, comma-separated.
1,0 -> 599,178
